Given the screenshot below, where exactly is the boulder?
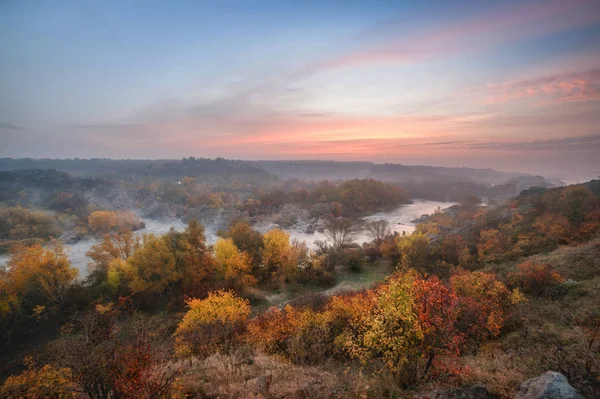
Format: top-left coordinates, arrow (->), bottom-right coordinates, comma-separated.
514,371 -> 582,399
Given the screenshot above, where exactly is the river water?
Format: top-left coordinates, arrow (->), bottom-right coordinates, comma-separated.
0,200 -> 452,275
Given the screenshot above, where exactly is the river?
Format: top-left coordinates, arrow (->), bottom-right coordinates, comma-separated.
0,200 -> 453,275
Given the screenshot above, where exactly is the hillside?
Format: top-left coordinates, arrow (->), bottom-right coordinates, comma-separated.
1,179 -> 598,398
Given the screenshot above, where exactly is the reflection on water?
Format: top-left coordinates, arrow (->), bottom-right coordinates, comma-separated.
0,200 -> 453,275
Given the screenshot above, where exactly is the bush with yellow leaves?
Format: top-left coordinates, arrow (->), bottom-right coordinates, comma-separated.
174,290 -> 251,358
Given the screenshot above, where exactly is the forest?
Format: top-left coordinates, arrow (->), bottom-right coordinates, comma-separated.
0,159 -> 598,398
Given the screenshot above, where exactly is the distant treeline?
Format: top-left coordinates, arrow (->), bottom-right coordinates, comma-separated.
0,157 -> 563,202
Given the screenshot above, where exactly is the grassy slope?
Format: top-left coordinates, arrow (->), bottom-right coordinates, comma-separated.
465,238 -> 600,397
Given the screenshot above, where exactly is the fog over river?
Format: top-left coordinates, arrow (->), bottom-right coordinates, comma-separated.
0,200 -> 453,275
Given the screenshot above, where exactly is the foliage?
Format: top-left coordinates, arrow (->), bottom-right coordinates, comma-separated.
450,271 -> 525,344
225,221 -> 264,271
52,309 -> 179,399
0,356 -> 74,399
0,205 -> 61,242
248,269 -> 522,385
174,290 -> 251,358
261,229 -> 298,286
508,260 -> 564,295
86,231 -> 139,277
111,234 -> 179,295
163,219 -> 219,297
214,238 -> 256,287
88,210 -> 143,234
397,233 -> 431,271
477,228 -> 516,263
2,241 -> 77,315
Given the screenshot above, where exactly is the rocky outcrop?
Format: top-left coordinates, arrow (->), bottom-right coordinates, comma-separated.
514,371 -> 583,399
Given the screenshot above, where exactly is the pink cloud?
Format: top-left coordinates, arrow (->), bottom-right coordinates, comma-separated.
305,0 -> 600,72
473,69 -> 600,105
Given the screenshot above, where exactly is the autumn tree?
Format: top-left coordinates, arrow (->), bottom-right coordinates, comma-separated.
439,234 -> 474,270
0,356 -> 74,399
86,231 -> 139,284
109,234 -> 179,296
532,213 -> 572,247
163,219 -> 218,296
508,260 -> 564,295
450,271 -> 524,346
397,232 -> 432,271
559,185 -> 594,225
174,290 -> 251,358
88,210 -> 143,234
88,211 -> 118,234
225,221 -> 264,271
0,205 -> 61,240
3,241 -> 78,312
213,238 -> 255,287
336,271 -> 468,384
338,271 -> 419,383
381,233 -> 402,265
262,229 -> 298,286
477,228 -> 514,263
52,309 -> 178,399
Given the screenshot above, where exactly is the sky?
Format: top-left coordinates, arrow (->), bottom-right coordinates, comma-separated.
1,0 -> 599,181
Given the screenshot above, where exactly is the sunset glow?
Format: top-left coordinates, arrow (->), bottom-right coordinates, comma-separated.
1,0 -> 599,179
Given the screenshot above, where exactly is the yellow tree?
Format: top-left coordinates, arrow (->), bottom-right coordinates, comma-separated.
173,290 -> 251,358
213,238 -> 255,287
86,231 -> 139,274
122,234 -> 179,295
338,271 -> 423,382
0,356 -> 74,399
397,232 -> 431,271
262,229 -> 297,286
227,221 -> 264,267
6,241 -> 78,308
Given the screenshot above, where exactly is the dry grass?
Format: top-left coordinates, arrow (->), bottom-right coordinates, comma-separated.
461,346 -> 527,398
488,237 -> 600,281
171,350 -> 379,399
